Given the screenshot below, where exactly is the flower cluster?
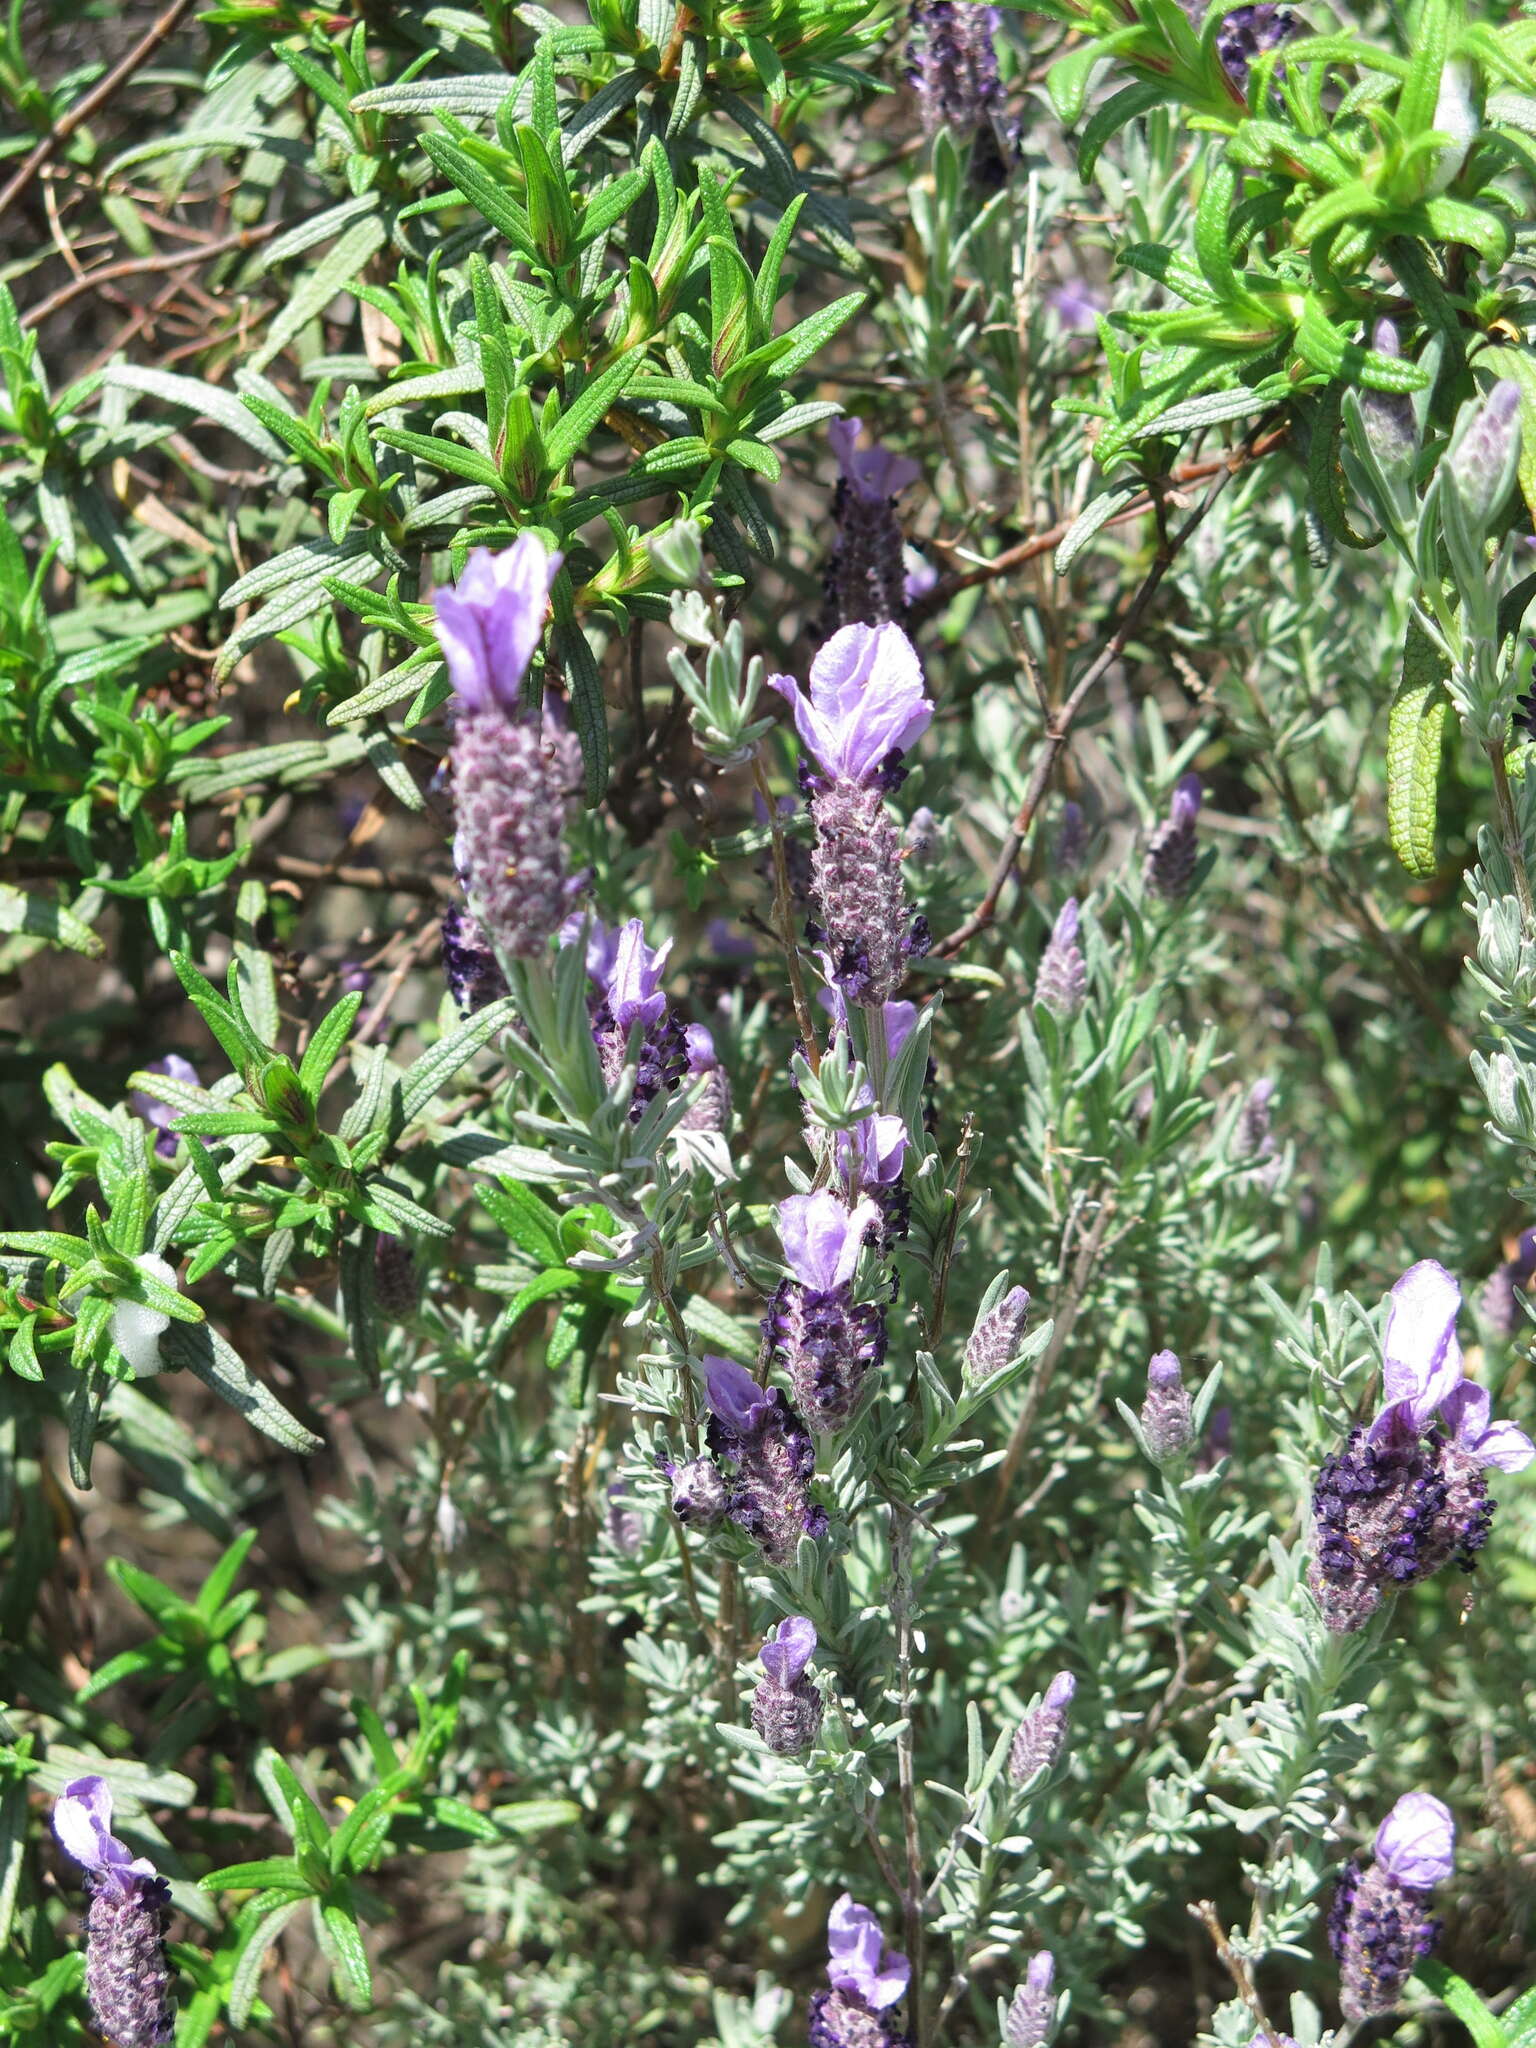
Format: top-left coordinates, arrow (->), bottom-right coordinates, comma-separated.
702,1355 -> 828,1564
808,1895 -> 912,2048
1008,1671 -> 1076,1788
1143,773 -> 1204,901
53,1779 -> 175,2048
751,1615 -> 824,1755
824,419 -> 924,634
772,623 -> 934,1009
1309,1260 -> 1534,1632
1140,1350 -> 1194,1466
1328,1793 -> 1454,2020
762,1191 -> 887,1434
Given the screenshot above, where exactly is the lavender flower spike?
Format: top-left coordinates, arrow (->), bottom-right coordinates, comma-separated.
825,419 -> 921,632
1008,1671 -> 1075,1787
771,623 -> 933,788
751,1615 -> 824,1755
434,532 -> 562,713
1005,1952 -> 1057,2048
130,1054 -> 198,1160
1140,1350 -> 1193,1466
964,1285 -> 1030,1384
679,1023 -> 732,1134
451,702 -> 584,964
581,917 -> 689,1120
54,1777 -> 175,2048
764,1193 -> 888,1434
702,1355 -> 828,1564
1144,772 -> 1203,900
1329,1793 -> 1454,2020
1034,897 -> 1087,1019
440,904 -> 509,1016
1477,1227 -> 1536,1341
810,1894 -> 911,2048
908,1 -> 1005,139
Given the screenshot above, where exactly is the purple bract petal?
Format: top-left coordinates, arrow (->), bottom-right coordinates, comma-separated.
702,1355 -> 773,1435
826,1893 -> 911,2011
836,1108 -> 909,1190
1368,1260 -> 1465,1443
759,1614 -> 817,1687
1374,1791 -> 1455,1891
606,918 -> 671,1033
776,1190 -> 879,1292
53,1778 -> 158,1890
770,623 -> 933,785
830,417 -> 922,504
434,534 -> 563,714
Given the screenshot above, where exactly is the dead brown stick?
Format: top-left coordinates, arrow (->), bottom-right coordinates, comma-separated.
24,219 -> 283,329
0,0 -> 200,228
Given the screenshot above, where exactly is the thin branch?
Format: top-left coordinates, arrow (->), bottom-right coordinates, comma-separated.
889,1505 -> 928,2048
25,218 -> 284,329
0,0 -> 200,227
1188,1900 -> 1288,2048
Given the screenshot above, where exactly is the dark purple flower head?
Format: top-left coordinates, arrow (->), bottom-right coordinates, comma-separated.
830,419 -> 920,505
131,1055 -> 199,1159
759,1614 -> 818,1687
701,1356 -> 828,1562
666,1454 -> 728,1528
778,1191 -> 879,1290
54,1778 -> 175,2048
441,904 -> 509,1016
1144,774 -> 1203,900
1330,1794 -> 1453,2020
908,0 -> 1006,140
566,915 -> 688,1118
770,624 -> 933,787
434,534 -> 562,714
1005,1952 -> 1056,2048
1214,4 -> 1298,91
826,1895 -> 911,2011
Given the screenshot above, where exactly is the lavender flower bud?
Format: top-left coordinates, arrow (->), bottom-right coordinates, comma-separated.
1213,4 -> 1298,91
440,904 -> 509,1015
1053,799 -> 1087,872
964,1286 -> 1030,1384
1449,380 -> 1523,529
908,1 -> 1005,138
583,918 -> 689,1118
1140,1350 -> 1194,1466
1008,1671 -> 1075,1787
1034,898 -> 1087,1019
53,1778 -> 175,2048
605,1482 -> 644,1555
666,1454 -> 729,1529
764,1193 -> 887,1433
702,1355 -> 829,1565
372,1232 -> 418,1317
452,707 -> 585,962
679,1023 -> 733,1134
751,1616 -> 824,1755
1328,1794 -> 1454,2021
1005,1952 -> 1056,2048
1359,321 -> 1419,474
1235,1078 -> 1276,1161
1143,773 -> 1203,901
1478,1228 -> 1536,1340
824,419 -> 920,632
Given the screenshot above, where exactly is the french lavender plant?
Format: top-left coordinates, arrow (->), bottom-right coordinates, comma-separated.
53,1780 -> 175,2048
808,1895 -> 912,2048
1328,1793 -> 1455,2021
772,624 -> 934,1011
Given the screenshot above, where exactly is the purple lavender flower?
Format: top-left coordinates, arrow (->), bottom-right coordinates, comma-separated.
665,1453 -> 729,1529
440,904 -> 510,1015
751,1615 -> 824,1754
964,1285 -> 1030,1384
570,917 -> 690,1120
833,1099 -> 910,1249
772,623 -> 934,789
1309,1261 -> 1535,1631
702,1355 -> 829,1564
1359,320 -> 1418,472
1478,1228 -> 1536,1340
605,1481 -> 644,1554
53,1778 -> 175,2048
1047,280 -> 1104,334
1144,773 -> 1203,900
1212,5 -> 1299,93
1034,898 -> 1087,1019
433,533 -> 562,713
679,1023 -> 732,1134
130,1054 -> 199,1160
809,1895 -> 912,2048
763,1192 -> 887,1434
1005,1953 -> 1056,2048
1054,799 -> 1087,871
772,625 -> 934,1010
1328,1793 -> 1454,2021
1140,1350 -> 1193,1466
1008,1671 -> 1075,1787
821,987 -> 920,1061
824,419 -> 922,634
907,1 -> 1005,138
